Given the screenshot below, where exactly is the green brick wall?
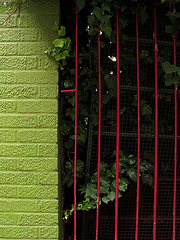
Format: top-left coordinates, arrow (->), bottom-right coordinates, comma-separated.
0,0 -> 59,239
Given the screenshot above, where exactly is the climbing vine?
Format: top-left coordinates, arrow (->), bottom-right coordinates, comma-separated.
44,0 -> 180,220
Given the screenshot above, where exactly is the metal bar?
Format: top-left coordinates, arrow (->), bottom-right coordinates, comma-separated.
135,7 -> 140,240
153,8 -> 158,240
173,1 -> 177,239
95,23 -> 101,240
115,9 -> 120,240
74,5 -> 78,240
61,89 -> 76,93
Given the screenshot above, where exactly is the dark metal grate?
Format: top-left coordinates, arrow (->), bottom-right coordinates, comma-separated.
82,3 -> 180,240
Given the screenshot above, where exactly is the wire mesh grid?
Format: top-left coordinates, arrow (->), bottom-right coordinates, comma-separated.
82,3 -> 180,240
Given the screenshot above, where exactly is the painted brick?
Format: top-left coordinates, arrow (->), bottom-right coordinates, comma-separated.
17,100 -> 58,113
0,0 -> 59,239
40,30 -> 57,41
38,200 -> 58,213
18,158 -> 58,171
0,29 -> 39,42
39,85 -> 58,99
18,129 -> 57,143
0,130 -> 16,142
22,1 -> 59,15
39,226 -> 59,239
39,172 -> 58,185
0,15 -> 18,28
0,43 -> 18,56
0,172 -> 38,185
0,186 -> 17,198
0,144 -> 37,157
39,144 -> 58,157
0,199 -> 38,212
18,42 -> 50,55
18,185 -> 58,199
0,85 -> 38,98
0,115 -> 37,128
16,71 -> 58,84
0,158 -> 17,171
19,213 -> 58,226
37,115 -> 57,128
19,15 -> 58,28
0,226 -> 38,239
38,55 -> 58,70
0,214 -> 17,225
0,57 -> 37,70
0,71 -> 16,84
0,100 -> 16,113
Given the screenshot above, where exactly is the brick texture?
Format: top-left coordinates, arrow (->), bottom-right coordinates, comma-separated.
0,0 -> 59,239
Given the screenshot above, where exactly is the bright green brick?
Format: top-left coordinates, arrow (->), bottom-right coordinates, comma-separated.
0,158 -> 17,171
18,185 -> 58,199
0,43 -> 18,56
16,71 -> 58,84
0,130 -> 16,142
17,129 -> 57,143
19,15 -> 58,28
19,213 -> 58,226
0,199 -> 38,212
0,115 -> 37,128
0,144 -> 37,157
0,85 -> 38,98
0,71 -> 16,84
0,100 -> 16,113
0,57 -> 37,70
0,29 -> 39,42
39,85 -> 58,99
0,172 -> 38,185
0,226 -> 38,239
18,42 -> 50,55
0,186 -> 17,198
17,100 -> 58,113
0,213 -> 17,225
38,56 -> 58,70
0,15 -> 18,28
38,144 -> 58,157
37,114 -> 57,128
38,200 -> 58,213
18,158 -> 58,171
39,226 -> 59,239
39,172 -> 58,185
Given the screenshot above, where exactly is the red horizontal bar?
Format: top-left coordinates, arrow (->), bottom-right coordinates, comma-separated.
61,89 -> 76,93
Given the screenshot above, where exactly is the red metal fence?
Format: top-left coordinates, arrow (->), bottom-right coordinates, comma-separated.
62,1 -> 179,239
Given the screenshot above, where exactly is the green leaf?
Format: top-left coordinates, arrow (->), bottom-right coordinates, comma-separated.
93,7 -> 102,20
139,9 -> 149,25
140,99 -> 152,116
66,108 -> 75,121
58,26 -> 66,37
102,196 -> 109,204
164,74 -> 179,86
76,0 -> 86,11
162,61 -> 177,74
100,21 -> 112,37
126,168 -> 137,182
65,139 -> 73,149
53,38 -> 65,48
107,191 -> 115,201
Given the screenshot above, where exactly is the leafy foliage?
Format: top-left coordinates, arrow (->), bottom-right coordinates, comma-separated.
45,25 -> 71,69
63,152 -> 154,219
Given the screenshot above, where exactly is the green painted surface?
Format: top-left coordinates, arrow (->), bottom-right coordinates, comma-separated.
0,0 -> 59,239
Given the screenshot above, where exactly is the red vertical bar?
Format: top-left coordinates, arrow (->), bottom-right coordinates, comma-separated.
74,5 -> 78,240
153,8 -> 158,240
173,1 -> 177,239
135,7 -> 140,240
115,9 -> 120,240
95,23 -> 101,240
